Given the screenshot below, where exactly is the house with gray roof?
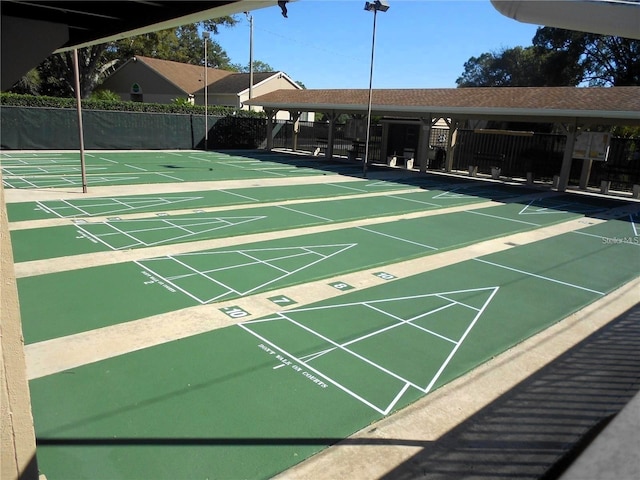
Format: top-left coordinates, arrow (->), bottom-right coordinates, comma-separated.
99,55 -> 306,120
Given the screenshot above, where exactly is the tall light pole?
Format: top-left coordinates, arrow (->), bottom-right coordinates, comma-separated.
363,0 -> 389,178
203,31 -> 210,150
72,49 -> 88,193
245,12 -> 254,111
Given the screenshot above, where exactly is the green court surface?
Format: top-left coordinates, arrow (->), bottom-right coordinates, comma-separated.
6,179 -> 418,222
7,150 -> 639,479
0,150 -> 364,188
5,172 -> 547,223
28,217 -> 639,480
11,187 -> 509,262
15,199 -> 633,343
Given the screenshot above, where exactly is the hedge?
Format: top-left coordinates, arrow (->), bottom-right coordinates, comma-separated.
0,92 -> 265,118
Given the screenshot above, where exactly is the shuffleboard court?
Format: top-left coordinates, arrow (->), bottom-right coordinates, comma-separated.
5,179 -> 418,222
16,203 -> 636,344
4,170 -> 549,223
27,217 -> 639,480
10,186 -> 514,262
1,150 -> 368,188
10,190 -> 626,263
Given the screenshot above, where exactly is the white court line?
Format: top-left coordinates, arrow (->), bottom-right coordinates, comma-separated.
466,209 -> 540,226
36,201 -> 64,218
99,156 -> 119,164
357,226 -> 438,250
433,293 -> 481,312
258,169 -> 287,177
474,258 -> 605,295
241,244 -> 356,296
110,197 -> 140,212
261,288 -> 499,316
135,260 -> 226,304
328,183 -> 369,193
156,172 -> 183,181
167,250 -> 315,279
141,245 -> 354,303
125,164 -> 148,172
283,314 -> 430,395
573,227 -> 640,245
164,255 -> 240,302
277,205 -> 332,221
243,287 -> 501,411
219,189 -> 259,202
631,214 -> 639,237
188,155 -> 211,162
239,323 -> 387,414
388,194 -> 441,208
518,198 -> 574,215
341,303 -> 457,348
61,199 -> 92,217
572,231 -> 608,240
299,348 -> 336,362
239,251 -> 291,275
161,219 -> 196,235
93,215 -> 265,248
79,222 -> 143,250
422,286 -> 500,395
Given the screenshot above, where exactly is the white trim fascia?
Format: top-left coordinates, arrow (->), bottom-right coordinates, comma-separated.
251,102 -> 640,118
491,0 -> 640,40
249,102 -> 640,123
55,1 -> 281,52
237,71 -> 302,96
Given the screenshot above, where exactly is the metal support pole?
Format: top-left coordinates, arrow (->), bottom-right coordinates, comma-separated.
363,9 -> 378,178
203,32 -> 210,150
248,13 -> 254,109
73,49 -> 88,193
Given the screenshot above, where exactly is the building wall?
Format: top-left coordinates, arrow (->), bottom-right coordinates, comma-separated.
99,61 -> 187,104
239,75 -> 312,121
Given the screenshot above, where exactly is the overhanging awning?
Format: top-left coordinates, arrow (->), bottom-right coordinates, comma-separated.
245,87 -> 640,126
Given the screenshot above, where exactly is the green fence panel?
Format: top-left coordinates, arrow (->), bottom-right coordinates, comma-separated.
1,106 -> 78,149
0,106 -> 229,150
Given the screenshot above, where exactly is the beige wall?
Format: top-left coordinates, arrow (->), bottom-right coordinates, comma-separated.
99,61 -> 186,104
238,75 -> 307,121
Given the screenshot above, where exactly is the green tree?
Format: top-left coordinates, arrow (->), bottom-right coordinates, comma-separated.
532,28 -> 640,86
231,60 -> 276,73
7,68 -> 40,95
457,27 -> 639,88
108,22 -> 236,70
34,17 -> 238,98
37,45 -> 108,98
456,45 -> 581,87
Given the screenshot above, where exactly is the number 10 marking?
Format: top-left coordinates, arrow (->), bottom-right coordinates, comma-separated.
220,306 -> 250,319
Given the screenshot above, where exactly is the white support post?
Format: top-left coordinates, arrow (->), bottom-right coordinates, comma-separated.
326,112 -> 338,160
265,109 -> 276,151
290,111 -> 301,152
445,118 -> 458,172
416,115 -> 432,173
558,121 -> 578,192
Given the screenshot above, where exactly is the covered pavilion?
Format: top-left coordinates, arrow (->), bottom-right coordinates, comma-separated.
245,86 -> 640,191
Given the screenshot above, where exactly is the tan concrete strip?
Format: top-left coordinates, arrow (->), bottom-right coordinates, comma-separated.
273,276 -> 640,480
24,215 -> 605,380
8,187 -> 424,231
14,200 -> 502,278
2,173 -> 366,204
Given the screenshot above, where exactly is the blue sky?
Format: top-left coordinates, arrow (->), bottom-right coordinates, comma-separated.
215,0 -> 542,89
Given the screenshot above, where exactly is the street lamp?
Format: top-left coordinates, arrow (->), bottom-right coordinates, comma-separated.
363,0 -> 389,178
245,12 -> 254,111
203,31 -> 210,150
